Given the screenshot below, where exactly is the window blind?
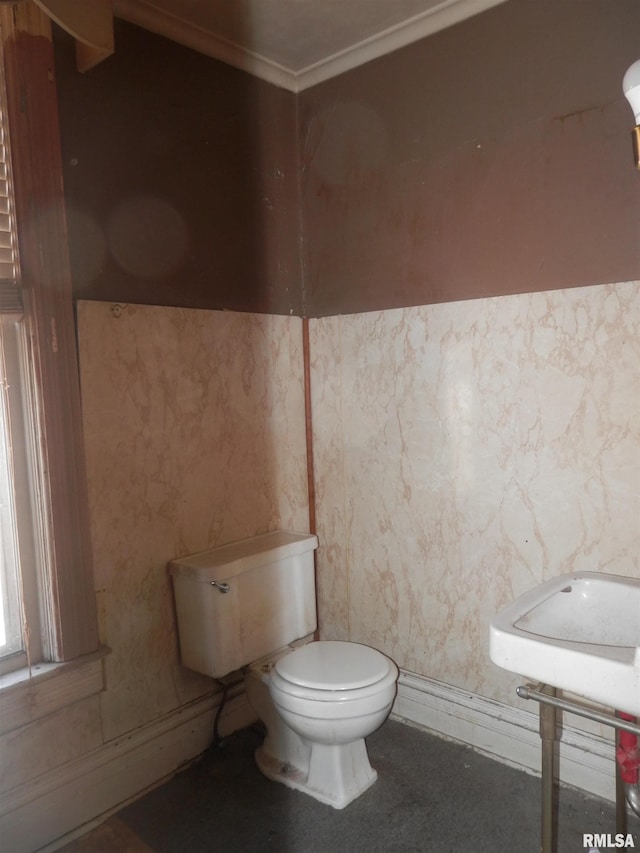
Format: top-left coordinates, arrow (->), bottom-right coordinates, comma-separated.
0,55 -> 19,313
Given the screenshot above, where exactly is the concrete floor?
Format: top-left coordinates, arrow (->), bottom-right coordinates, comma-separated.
71,719 -> 637,853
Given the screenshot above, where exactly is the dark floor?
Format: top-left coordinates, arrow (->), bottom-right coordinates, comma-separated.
110,719 -> 640,853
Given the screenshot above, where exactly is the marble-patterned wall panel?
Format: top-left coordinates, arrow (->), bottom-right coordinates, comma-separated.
309,282 -> 639,705
77,302 -> 309,741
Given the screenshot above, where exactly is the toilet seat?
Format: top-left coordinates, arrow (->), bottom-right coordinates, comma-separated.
272,641 -> 397,702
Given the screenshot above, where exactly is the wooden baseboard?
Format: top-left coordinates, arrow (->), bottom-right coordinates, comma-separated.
1,670 -> 619,853
392,670 -> 616,803
0,687 -> 254,853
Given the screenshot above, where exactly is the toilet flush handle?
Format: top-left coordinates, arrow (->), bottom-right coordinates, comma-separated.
210,580 -> 230,594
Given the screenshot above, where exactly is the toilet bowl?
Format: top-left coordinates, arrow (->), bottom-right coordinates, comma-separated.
169,531 -> 399,808
247,640 -> 398,809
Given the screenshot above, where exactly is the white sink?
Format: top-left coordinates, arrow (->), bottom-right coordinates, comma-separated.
490,571 -> 640,716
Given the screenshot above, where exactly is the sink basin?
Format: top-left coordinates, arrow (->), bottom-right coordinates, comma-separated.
490,571 -> 640,716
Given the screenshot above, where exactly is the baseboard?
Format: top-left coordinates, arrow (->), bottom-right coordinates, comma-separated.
392,670 -> 617,803
0,686 -> 255,853
1,670 -> 620,852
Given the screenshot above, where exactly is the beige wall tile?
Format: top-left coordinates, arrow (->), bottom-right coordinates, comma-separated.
310,282 -> 640,704
77,302 -> 309,740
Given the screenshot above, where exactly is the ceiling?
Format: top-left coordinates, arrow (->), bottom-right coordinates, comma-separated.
111,0 -> 509,92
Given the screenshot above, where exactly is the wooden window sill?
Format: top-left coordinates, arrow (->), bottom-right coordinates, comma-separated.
0,646 -> 110,736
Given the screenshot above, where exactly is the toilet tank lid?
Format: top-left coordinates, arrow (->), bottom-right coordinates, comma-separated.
275,641 -> 394,691
168,530 -> 318,582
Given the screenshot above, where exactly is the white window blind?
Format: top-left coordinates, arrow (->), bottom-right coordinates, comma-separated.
0,50 -> 19,310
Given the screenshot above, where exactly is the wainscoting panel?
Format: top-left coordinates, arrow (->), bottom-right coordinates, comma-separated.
0,689 -> 254,853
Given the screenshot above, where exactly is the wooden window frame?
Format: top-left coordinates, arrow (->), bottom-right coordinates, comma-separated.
0,3 -> 98,662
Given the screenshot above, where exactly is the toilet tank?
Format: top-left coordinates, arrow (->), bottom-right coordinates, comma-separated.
169,530 -> 318,678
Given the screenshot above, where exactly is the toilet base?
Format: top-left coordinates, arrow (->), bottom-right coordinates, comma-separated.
255,737 -> 378,810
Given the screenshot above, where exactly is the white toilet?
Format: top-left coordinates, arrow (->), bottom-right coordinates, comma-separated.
169,530 -> 398,809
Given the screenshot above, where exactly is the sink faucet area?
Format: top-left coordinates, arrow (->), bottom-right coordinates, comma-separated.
490,571 -> 640,716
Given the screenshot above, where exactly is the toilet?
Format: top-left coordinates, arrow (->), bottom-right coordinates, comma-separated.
169,530 -> 398,809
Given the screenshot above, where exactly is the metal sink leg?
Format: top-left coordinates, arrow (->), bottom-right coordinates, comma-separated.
539,685 -> 557,853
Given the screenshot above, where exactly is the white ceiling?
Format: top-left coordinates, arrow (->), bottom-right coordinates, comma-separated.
112,0 -> 509,91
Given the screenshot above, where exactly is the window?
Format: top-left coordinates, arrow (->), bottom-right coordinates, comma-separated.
0,4 -> 99,676
0,38 -> 46,675
0,313 -> 45,673
0,318 -> 24,661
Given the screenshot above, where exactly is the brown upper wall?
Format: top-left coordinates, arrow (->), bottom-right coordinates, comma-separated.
54,21 -> 302,315
299,0 -> 640,316
55,1 -> 640,318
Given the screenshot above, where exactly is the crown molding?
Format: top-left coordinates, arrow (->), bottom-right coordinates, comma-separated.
292,0 -> 507,91
113,0 -> 507,92
113,0 -> 296,90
